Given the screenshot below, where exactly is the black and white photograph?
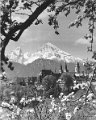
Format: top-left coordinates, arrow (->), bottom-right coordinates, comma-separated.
0,0 -> 96,120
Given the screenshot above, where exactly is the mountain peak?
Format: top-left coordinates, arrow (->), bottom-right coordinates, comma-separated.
40,42 -> 71,56
40,42 -> 61,53
14,47 -> 22,55
40,42 -> 58,51
15,47 -> 21,51
8,43 -> 84,65
8,47 -> 24,64
44,42 -> 56,48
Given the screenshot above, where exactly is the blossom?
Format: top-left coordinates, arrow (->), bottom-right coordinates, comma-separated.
49,108 -> 53,113
20,97 -> 26,103
73,106 -> 79,114
26,108 -> 34,113
1,101 -> 10,108
87,93 -> 94,100
65,112 -> 72,120
16,108 -> 21,115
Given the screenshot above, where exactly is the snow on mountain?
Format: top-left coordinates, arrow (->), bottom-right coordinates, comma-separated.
23,52 -> 31,60
8,43 -> 83,65
8,47 -> 24,64
24,42 -> 83,65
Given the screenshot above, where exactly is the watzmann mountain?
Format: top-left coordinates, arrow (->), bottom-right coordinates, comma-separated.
5,43 -> 86,78
8,42 -> 83,65
8,47 -> 24,64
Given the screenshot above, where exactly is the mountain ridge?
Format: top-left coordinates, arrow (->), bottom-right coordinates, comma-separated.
8,42 -> 83,65
4,43 -> 95,78
4,58 -> 85,79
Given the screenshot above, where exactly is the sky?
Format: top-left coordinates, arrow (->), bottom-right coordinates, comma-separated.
6,6 -> 96,60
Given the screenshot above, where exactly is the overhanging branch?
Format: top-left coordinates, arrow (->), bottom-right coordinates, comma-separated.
11,29 -> 24,41
22,0 -> 55,29
9,0 -> 55,42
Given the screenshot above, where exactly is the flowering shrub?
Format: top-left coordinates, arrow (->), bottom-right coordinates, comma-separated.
0,73 -> 96,120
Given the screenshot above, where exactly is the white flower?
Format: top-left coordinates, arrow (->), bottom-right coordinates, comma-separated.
10,96 -> 16,104
1,102 -> 10,108
65,112 -> 72,120
54,107 -> 57,110
49,109 -> 53,113
32,97 -> 36,101
50,95 -> 53,98
87,93 -> 94,100
79,98 -> 82,101
36,96 -> 42,102
26,109 -> 34,113
73,106 -> 79,114
57,79 -> 62,82
16,108 -> 21,115
59,93 -> 64,98
58,107 -> 61,113
20,97 -> 25,103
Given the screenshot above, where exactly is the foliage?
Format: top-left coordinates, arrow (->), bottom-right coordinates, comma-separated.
0,0 -> 96,119
0,71 -> 96,120
59,73 -> 74,95
92,51 -> 96,60
42,75 -> 57,97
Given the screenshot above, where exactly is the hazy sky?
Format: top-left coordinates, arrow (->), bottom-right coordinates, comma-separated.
6,8 -> 96,60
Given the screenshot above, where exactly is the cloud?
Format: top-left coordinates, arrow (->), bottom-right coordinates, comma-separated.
12,16 -> 26,22
75,38 -> 90,45
38,9 -> 55,19
20,29 -> 39,43
75,36 -> 96,45
19,26 -> 47,44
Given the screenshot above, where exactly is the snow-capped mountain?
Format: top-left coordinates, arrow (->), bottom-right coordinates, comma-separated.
24,42 -> 83,64
8,43 -> 83,65
8,47 -> 24,64
23,52 -> 31,60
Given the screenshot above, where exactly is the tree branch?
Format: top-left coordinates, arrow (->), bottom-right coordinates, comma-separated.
11,29 -> 24,41
1,27 -> 7,37
1,0 -> 83,63
22,0 -> 55,29
7,0 -> 55,42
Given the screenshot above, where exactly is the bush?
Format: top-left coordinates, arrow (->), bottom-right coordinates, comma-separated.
59,73 -> 74,95
42,75 -> 61,98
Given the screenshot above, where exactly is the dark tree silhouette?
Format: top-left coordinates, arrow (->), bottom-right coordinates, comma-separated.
59,73 -> 74,95
42,75 -> 57,90
42,74 -> 61,98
